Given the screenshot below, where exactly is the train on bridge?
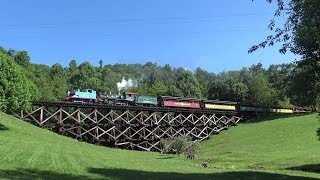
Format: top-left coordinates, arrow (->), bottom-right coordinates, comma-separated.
24,89 -> 307,152
63,89 -> 307,114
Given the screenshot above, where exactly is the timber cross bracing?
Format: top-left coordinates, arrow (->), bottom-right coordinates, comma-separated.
21,103 -> 241,151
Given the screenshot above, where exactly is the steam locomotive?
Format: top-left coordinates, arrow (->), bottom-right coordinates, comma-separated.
64,89 -> 306,114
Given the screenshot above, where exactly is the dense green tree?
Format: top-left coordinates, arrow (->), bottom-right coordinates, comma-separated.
289,64 -> 320,110
101,65 -> 118,93
14,50 -> 30,67
27,64 -> 55,100
249,63 -> 265,76
247,74 -> 277,105
67,60 -> 79,90
160,65 -> 175,89
77,61 -> 101,90
175,69 -> 202,98
77,62 -> 93,88
267,63 -> 295,105
149,82 -> 168,96
231,82 -> 249,102
51,63 -> 64,76
208,71 -> 248,102
7,49 -> 16,58
50,63 -> 68,100
0,52 -> 38,113
142,62 -> 162,86
69,60 -> 78,72
0,46 -> 6,54
194,67 -> 213,99
167,85 -> 183,97
98,59 -> 103,69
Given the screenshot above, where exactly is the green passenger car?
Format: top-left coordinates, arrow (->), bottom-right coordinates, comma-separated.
136,95 -> 158,106
239,106 -> 267,112
239,106 -> 255,111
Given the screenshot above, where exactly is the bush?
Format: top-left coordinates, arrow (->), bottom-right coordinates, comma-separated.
160,135 -> 201,159
182,140 -> 201,159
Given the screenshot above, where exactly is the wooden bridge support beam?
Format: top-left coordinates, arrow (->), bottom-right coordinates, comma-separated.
21,106 -> 241,151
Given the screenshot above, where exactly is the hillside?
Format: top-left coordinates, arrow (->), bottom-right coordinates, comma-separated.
0,112 -> 319,179
199,114 -> 320,171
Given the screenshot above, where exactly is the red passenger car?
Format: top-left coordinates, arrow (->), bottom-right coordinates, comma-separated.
159,96 -> 201,109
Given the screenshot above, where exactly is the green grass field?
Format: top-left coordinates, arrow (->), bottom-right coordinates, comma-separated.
0,112 -> 319,179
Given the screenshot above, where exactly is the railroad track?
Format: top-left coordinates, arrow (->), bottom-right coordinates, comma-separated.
31,101 -> 239,115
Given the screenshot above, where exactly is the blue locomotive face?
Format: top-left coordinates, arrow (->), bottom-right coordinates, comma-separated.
64,89 -> 97,102
72,89 -> 96,99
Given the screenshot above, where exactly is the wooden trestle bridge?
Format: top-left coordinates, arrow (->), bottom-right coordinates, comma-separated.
20,101 -> 242,151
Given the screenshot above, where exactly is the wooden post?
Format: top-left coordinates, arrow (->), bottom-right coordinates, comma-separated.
20,110 -> 24,119
59,108 -> 62,124
40,107 -> 44,127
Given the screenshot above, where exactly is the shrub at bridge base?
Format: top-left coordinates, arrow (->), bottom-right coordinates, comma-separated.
160,135 -> 201,159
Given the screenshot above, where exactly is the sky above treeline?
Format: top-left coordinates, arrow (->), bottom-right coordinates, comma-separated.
0,0 -> 298,73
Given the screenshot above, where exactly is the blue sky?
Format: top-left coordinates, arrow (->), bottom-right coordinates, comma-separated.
0,0 -> 298,73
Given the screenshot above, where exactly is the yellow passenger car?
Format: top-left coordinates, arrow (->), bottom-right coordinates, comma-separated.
203,100 -> 237,111
269,108 -> 294,113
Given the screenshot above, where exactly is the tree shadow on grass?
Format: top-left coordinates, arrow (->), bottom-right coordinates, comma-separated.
0,168 -> 318,180
0,123 -> 8,131
245,113 -> 314,124
87,167 -> 319,180
287,164 -> 320,174
156,154 -> 176,159
0,168 -> 89,180
156,156 -> 175,160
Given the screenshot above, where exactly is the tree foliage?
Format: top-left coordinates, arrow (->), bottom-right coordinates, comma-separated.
14,50 -> 30,67
249,0 -> 320,55
0,46 -> 303,108
175,69 -> 202,99
0,51 -> 37,113
247,74 -> 277,105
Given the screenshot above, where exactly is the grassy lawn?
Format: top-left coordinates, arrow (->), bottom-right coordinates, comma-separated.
199,113 -> 320,170
0,112 -> 319,179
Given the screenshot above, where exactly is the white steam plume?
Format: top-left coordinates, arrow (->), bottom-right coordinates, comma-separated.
117,77 -> 136,91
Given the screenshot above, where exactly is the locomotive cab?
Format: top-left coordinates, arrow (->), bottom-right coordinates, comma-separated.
122,92 -> 138,102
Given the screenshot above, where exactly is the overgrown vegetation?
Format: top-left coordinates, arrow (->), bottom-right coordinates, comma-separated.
160,136 -> 201,159
0,46 -> 317,113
